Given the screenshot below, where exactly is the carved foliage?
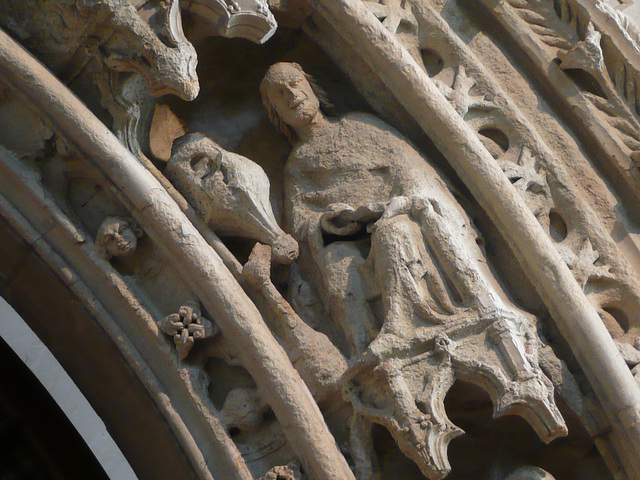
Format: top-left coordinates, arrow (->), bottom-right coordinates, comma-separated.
407,3 -> 640,338
503,0 -> 640,168
344,309 -> 566,479
158,302 -> 216,359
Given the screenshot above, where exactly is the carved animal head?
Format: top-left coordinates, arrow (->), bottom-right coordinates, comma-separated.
83,0 -> 200,101
166,134 -> 299,264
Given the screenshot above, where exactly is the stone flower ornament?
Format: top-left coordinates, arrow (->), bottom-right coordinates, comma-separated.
157,302 -> 217,360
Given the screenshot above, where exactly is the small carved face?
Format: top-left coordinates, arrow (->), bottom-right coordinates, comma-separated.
263,63 -> 320,129
96,217 -> 139,260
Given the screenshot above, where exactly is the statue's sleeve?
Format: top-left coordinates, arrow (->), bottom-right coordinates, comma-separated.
283,163 -> 321,241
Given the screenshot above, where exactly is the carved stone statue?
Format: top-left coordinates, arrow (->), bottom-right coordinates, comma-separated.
260,62 -> 519,345
261,62 -> 567,479
1,0 -> 639,476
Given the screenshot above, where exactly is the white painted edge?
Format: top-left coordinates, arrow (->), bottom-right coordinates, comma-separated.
0,296 -> 139,480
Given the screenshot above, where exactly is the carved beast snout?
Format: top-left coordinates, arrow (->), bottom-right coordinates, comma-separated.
166,134 -> 299,264
147,0 -> 200,100
148,41 -> 199,101
99,0 -> 200,101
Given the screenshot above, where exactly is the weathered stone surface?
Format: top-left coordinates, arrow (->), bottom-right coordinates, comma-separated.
1,0 -> 639,479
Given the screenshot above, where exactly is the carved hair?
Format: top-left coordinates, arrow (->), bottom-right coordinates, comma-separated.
260,62 -> 333,143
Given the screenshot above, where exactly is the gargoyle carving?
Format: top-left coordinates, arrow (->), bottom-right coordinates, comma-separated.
166,133 -> 298,265
0,0 -> 199,101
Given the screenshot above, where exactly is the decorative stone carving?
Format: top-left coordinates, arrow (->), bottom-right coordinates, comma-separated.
242,242 -> 348,401
2,0 -> 640,478
595,0 -> 640,53
259,463 -> 303,480
0,0 -> 199,101
434,66 -> 492,117
166,133 -> 299,265
363,0 -> 417,36
158,302 -> 216,359
557,27 -> 605,76
260,61 -> 566,479
493,0 -> 640,194
397,0 -> 640,348
184,0 -> 277,44
95,216 -> 143,260
220,387 -> 269,432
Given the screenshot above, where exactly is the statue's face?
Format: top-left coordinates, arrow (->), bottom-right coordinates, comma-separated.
265,64 -> 320,129
98,219 -> 138,259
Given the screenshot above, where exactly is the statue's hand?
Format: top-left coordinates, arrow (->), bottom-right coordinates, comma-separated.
320,203 -> 362,236
320,202 -> 388,236
367,196 -> 413,232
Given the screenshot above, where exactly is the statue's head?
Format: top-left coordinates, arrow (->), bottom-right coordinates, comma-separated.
260,62 -> 331,142
96,216 -> 141,260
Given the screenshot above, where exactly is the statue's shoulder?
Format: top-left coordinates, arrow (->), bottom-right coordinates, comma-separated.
285,138 -> 317,175
339,112 -> 408,144
340,112 -> 394,132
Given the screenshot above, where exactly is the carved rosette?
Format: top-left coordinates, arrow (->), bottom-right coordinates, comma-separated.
158,302 -> 216,359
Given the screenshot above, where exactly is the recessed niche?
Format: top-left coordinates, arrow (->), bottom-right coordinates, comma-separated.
548,210 -> 568,242
477,127 -> 509,158
421,49 -> 444,77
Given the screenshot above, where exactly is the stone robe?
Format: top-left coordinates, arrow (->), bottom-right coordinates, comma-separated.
284,112 -> 510,329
